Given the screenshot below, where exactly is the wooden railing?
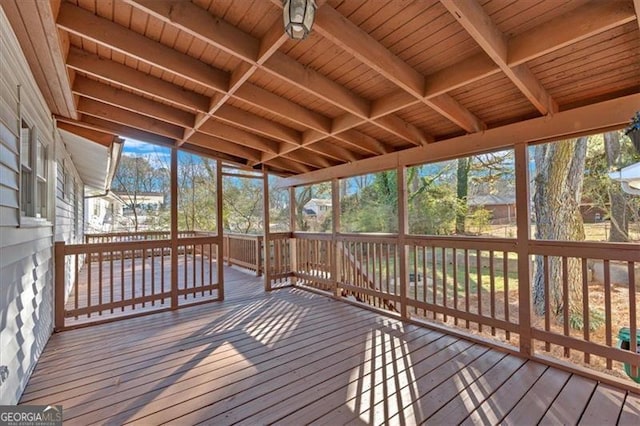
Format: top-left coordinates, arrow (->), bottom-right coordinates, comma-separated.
55,232 -> 222,330
265,232 -> 293,289
223,233 -> 263,276
289,232 -> 640,390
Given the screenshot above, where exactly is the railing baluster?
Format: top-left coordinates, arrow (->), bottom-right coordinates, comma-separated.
98,251 -> 103,316
581,257 -> 590,364
121,249 -> 125,312
110,250 -> 114,314
464,248 -> 470,329
489,250 -> 495,336
442,246 -> 447,322
476,249 -> 482,332
604,259 -> 612,369
562,256 -> 570,358
453,247 -> 458,326
87,251 -> 92,318
503,251 -> 509,341
142,248 -> 146,308
544,255 -> 550,352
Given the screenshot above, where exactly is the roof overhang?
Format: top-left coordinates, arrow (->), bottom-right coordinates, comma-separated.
59,128 -> 123,196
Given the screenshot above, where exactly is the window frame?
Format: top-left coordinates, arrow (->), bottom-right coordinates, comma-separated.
19,119 -> 50,225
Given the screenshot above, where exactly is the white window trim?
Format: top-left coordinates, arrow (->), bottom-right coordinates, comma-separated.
19,119 -> 51,226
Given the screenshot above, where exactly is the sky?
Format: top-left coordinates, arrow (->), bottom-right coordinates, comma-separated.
121,138 -> 171,167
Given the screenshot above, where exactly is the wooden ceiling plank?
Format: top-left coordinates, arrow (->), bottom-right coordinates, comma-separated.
423,53 -> 501,99
440,0 -> 558,115
635,0 -> 640,32
508,0 -> 637,66
198,119 -> 280,154
189,132 -> 263,163
376,115 -> 433,145
72,76 -> 195,128
4,0 -> 77,118
57,2 -> 229,92
340,129 -> 391,155
66,48 -> 210,112
77,97 -> 183,140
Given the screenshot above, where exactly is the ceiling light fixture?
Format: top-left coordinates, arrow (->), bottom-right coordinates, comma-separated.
283,0 -> 316,40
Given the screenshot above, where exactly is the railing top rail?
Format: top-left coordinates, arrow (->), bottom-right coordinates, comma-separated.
224,233 -> 263,240
63,239 -> 172,254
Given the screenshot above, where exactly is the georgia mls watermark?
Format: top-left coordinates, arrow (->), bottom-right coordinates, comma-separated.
0,405 -> 62,426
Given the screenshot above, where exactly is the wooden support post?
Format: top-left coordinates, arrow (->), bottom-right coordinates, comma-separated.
397,165 -> 409,319
515,142 -> 532,356
289,185 -> 298,287
263,170 -> 272,291
54,241 -> 66,331
331,178 -> 341,298
216,160 -> 224,300
170,147 -> 179,309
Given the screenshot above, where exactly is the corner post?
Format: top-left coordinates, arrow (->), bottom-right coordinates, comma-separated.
397,165 -> 409,320
331,178 -> 341,298
289,186 -> 297,286
515,142 -> 532,356
216,160 -> 224,301
54,241 -> 66,331
263,170 -> 272,291
256,236 -> 263,277
170,147 -> 179,309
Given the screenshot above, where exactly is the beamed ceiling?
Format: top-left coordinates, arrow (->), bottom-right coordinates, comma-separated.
3,0 -> 640,176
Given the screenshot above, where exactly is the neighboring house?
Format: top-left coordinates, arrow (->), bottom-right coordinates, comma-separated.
468,194 -> 516,224
0,8 -> 122,405
85,192 -> 125,234
304,198 -> 332,217
113,191 -> 165,230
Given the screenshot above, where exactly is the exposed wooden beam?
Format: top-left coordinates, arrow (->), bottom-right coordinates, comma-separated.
315,6 -> 425,98
198,120 -> 280,155
67,48 -> 210,113
56,121 -> 116,147
77,115 -> 176,147
72,76 -> 195,128
77,97 -> 183,140
189,132 -> 263,163
313,4 -> 485,133
280,149 -> 334,169
508,0 -> 637,66
57,2 -> 228,92
266,157 -> 313,174
215,105 -> 302,147
125,0 -> 422,149
440,0 -> 557,115
280,93 -> 640,187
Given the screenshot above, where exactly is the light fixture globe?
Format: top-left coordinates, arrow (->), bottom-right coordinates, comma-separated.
283,0 -> 317,40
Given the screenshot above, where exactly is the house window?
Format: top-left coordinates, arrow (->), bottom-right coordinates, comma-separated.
20,120 -> 48,219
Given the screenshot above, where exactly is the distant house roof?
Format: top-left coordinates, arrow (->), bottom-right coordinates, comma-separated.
468,195 -> 515,206
307,198 -> 332,206
609,161 -> 640,195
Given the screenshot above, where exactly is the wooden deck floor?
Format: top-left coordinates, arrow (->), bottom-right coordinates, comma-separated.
23,286 -> 639,425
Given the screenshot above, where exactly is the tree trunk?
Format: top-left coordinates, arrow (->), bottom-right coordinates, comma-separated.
533,138 -> 587,325
456,158 -> 470,234
604,131 -> 629,242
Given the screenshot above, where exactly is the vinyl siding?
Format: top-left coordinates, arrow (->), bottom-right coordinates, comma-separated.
0,7 -> 83,405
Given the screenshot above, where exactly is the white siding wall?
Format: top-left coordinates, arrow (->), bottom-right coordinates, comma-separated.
55,137 -> 85,299
0,8 -> 84,405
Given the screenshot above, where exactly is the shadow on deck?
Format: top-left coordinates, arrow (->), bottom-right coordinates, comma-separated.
22,285 -> 639,425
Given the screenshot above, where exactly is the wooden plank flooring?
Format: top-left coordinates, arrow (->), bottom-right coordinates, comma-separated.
22,286 -> 639,425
